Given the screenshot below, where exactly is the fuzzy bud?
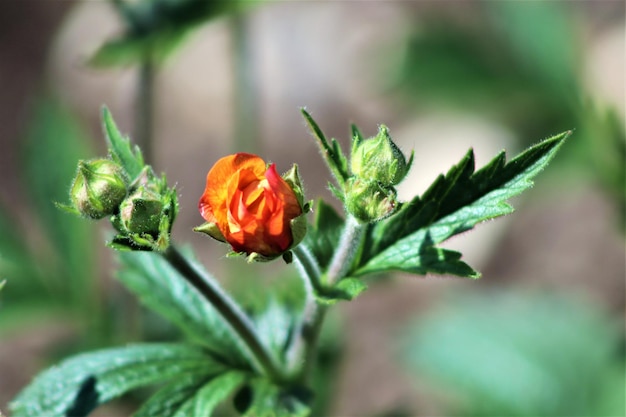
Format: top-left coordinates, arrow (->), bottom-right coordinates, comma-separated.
70,159 -> 128,219
350,125 -> 413,186
344,178 -> 398,223
119,186 -> 164,235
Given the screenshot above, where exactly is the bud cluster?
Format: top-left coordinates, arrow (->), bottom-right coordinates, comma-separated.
345,125 -> 413,223
68,158 -> 177,252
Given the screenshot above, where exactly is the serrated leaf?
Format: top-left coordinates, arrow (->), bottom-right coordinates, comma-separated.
102,106 -> 144,179
134,371 -> 246,417
116,250 -> 250,368
237,378 -> 311,417
356,131 -> 569,277
301,109 -> 349,186
356,233 -> 480,278
10,343 -> 220,417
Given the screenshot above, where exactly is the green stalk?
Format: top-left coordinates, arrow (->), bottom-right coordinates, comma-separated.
163,245 -> 284,382
291,215 -> 366,383
325,215 -> 365,286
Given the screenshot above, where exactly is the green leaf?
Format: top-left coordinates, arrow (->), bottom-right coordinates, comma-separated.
236,378 -> 311,417
356,131 -> 569,277
116,250 -> 250,368
102,106 -> 144,179
10,343 -> 221,417
301,109 -> 350,186
134,371 -> 246,417
301,199 -> 344,270
253,299 -> 296,367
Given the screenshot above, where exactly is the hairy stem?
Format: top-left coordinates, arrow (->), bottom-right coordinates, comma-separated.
325,215 -> 365,285
292,245 -> 323,294
163,245 -> 284,382
291,216 -> 366,383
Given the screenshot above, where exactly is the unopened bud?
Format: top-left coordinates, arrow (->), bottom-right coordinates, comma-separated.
344,178 -> 398,223
350,125 -> 413,186
119,186 -> 164,235
70,159 -> 128,219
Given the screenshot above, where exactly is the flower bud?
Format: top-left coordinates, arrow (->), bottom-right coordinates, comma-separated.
196,153 -> 308,260
70,159 -> 128,219
119,186 -> 164,235
350,125 -> 413,186
344,178 -> 398,223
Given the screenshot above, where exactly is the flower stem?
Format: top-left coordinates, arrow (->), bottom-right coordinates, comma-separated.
325,215 -> 365,286
163,245 -> 284,382
292,244 -> 323,294
291,215 -> 366,383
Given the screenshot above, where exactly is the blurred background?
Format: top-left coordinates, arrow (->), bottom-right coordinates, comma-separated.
0,0 -> 624,416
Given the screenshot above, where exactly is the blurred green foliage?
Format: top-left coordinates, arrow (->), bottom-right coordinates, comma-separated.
0,95 -> 99,334
394,2 -> 625,227
399,290 -> 625,417
91,0 -> 263,67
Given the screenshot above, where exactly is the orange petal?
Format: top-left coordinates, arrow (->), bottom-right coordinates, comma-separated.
203,153 -> 265,229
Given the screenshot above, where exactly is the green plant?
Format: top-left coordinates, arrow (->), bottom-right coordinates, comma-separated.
9,106 -> 568,416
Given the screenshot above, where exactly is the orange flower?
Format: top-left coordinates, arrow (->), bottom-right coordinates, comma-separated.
198,153 -> 305,258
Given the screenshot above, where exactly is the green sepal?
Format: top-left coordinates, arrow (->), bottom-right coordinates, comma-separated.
0,279 -> 5,292
289,214 -> 308,250
193,222 -> 227,243
282,163 -> 306,210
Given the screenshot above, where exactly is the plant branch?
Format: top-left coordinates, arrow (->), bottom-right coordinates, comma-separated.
290,216 -> 366,383
163,245 -> 284,382
325,215 -> 365,285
